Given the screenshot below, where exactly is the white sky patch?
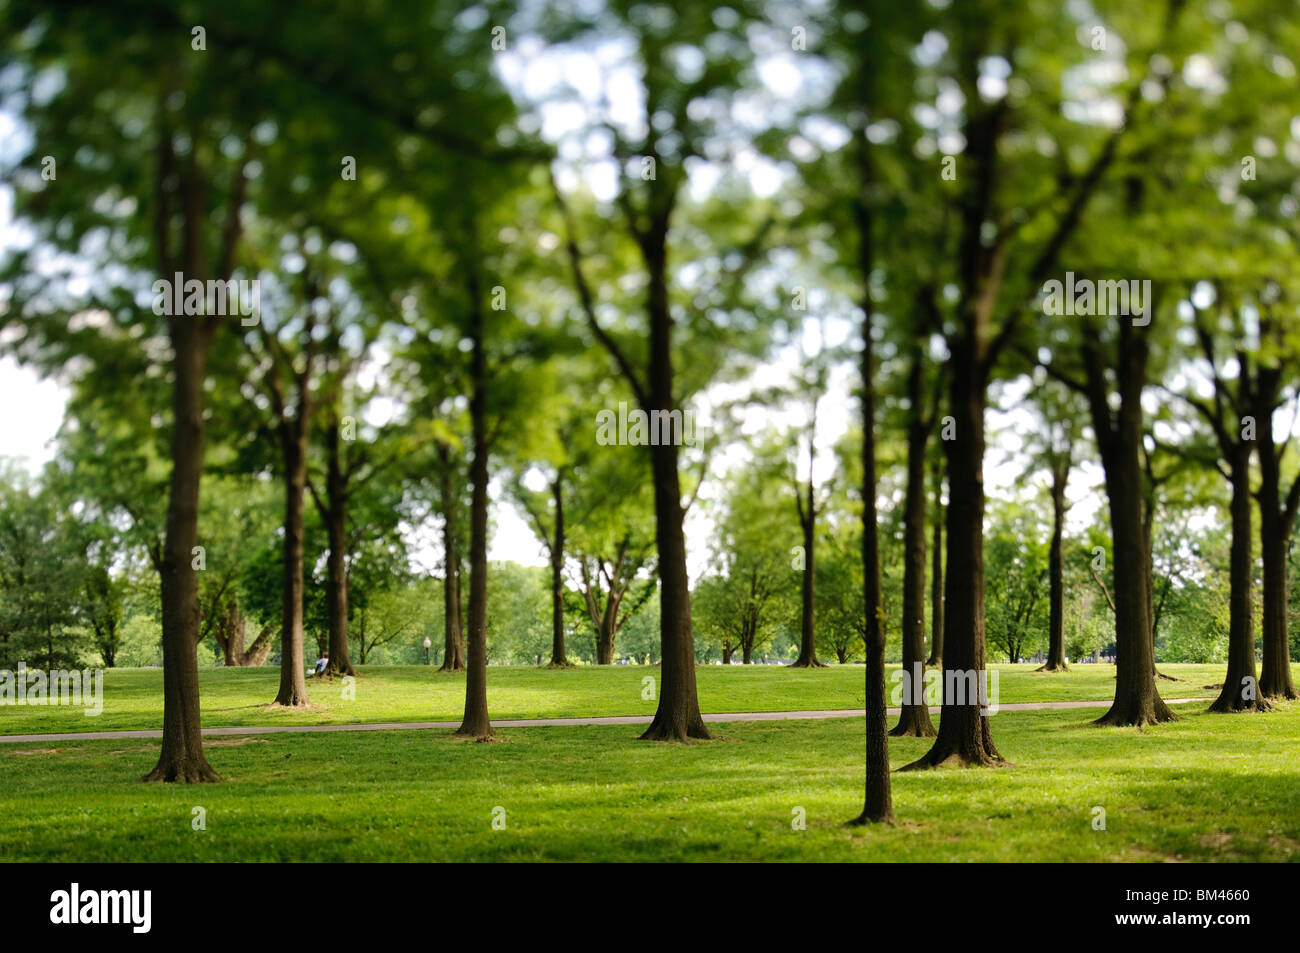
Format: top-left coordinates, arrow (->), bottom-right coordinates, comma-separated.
0,356 -> 66,473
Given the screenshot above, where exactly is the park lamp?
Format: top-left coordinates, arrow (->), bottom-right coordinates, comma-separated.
423,637 -> 432,665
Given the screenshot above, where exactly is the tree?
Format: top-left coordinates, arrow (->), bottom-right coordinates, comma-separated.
544,1 -> 781,740
1182,292 -> 1271,713
1252,311 -> 1300,700
891,289 -> 942,736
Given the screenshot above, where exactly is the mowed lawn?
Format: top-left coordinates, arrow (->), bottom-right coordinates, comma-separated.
0,663 -> 1250,735
1,704 -> 1296,861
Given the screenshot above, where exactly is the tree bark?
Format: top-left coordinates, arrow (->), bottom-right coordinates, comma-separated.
1256,353 -> 1299,700
892,346 -> 936,736
322,414 -> 356,677
1210,442 -> 1267,712
1090,325 -> 1172,727
214,595 -> 272,666
850,175 -> 892,821
456,277 -> 492,739
437,457 -> 466,673
547,472 -> 569,667
639,226 -> 709,742
791,417 -> 825,668
905,340 -> 1003,768
927,459 -> 944,667
1040,458 -> 1069,671
273,420 -> 311,707
145,318 -> 221,782
596,613 -> 617,665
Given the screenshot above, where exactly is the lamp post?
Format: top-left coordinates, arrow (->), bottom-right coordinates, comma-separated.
423,636 -> 432,665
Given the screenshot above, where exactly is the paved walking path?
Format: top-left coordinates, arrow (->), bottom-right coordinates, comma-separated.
0,696 -> 1213,744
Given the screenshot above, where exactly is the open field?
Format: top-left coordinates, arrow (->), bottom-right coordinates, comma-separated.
1,704 -> 1296,862
0,663 -> 1256,736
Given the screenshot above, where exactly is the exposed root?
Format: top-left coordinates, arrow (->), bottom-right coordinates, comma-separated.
846,811 -> 895,826
1207,695 -> 1274,714
142,759 -> 222,784
889,708 -> 937,738
788,657 -> 829,668
638,715 -> 713,742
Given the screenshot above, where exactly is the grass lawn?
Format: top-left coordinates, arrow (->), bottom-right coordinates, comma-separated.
1,703 -> 1296,861
0,662 -> 1255,735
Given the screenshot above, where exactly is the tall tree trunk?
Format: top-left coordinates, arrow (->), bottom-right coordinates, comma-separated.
1092,328 -> 1171,727
640,232 -> 709,742
456,281 -> 492,739
892,346 -> 935,736
547,473 -> 569,667
1040,459 -> 1069,672
927,459 -> 944,667
437,461 -> 466,673
273,424 -> 311,707
323,416 -> 356,677
145,320 -> 220,782
906,341 -> 1002,768
1256,369 -> 1299,700
1210,443 -> 1267,712
792,439 -> 825,667
850,142 -> 892,822
721,641 -> 732,665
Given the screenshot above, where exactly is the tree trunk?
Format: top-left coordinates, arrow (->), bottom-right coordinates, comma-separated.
927,460 -> 944,667
596,615 -> 616,665
547,473 -> 569,667
437,461 -> 466,673
1210,443 -> 1267,712
456,283 -> 492,739
639,233 -> 709,742
1256,376 -> 1299,700
906,344 -> 1003,769
273,423 -> 311,707
1040,459 -> 1069,672
1092,327 -> 1172,727
144,320 -> 220,783
892,348 -> 936,736
792,459 -> 824,668
851,227 -> 892,821
722,642 -> 732,665
323,416 -> 356,677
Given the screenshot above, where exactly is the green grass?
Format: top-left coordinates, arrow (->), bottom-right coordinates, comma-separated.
0,662 -> 1252,735
1,704 -> 1296,861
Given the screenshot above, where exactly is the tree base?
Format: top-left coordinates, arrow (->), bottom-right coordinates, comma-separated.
847,810 -> 895,826
788,657 -> 828,668
889,706 -> 936,737
639,713 -> 712,742
1207,694 -> 1273,714
272,691 -> 311,707
324,662 -> 356,678
142,755 -> 221,784
1259,680 -> 1298,701
437,661 -> 466,673
1036,662 -> 1069,672
454,721 -> 493,740
901,735 -> 1005,770
544,659 -> 574,669
1094,695 -> 1176,727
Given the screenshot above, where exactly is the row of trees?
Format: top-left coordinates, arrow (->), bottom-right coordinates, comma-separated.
3,1 -> 1300,830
